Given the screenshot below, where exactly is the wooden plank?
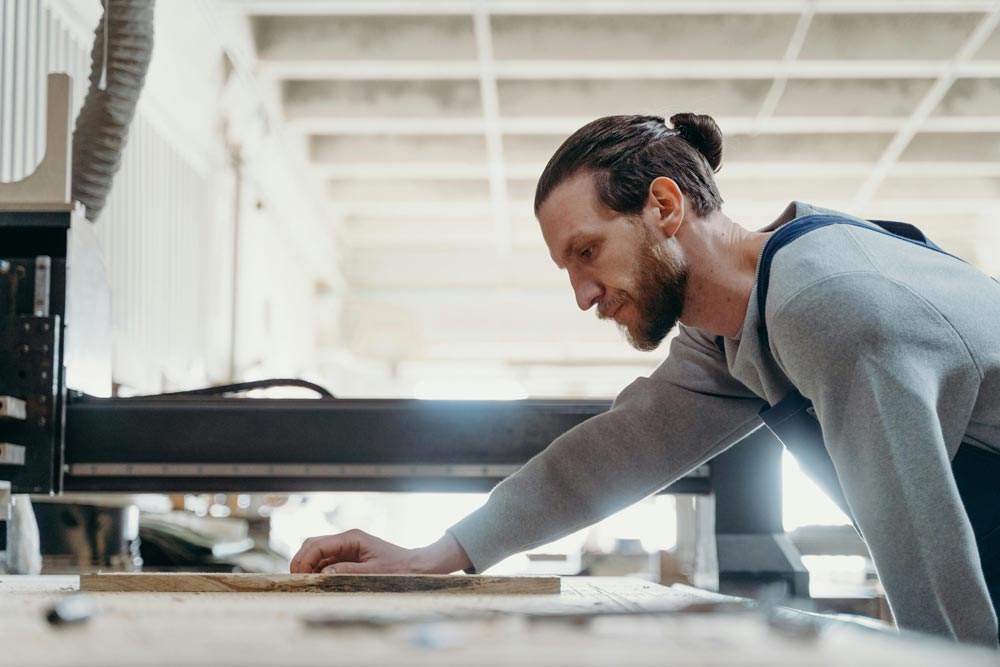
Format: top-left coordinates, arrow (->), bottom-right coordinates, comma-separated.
78,572 -> 560,595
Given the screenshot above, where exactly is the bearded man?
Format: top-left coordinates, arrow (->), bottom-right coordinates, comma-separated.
291,114 -> 1000,648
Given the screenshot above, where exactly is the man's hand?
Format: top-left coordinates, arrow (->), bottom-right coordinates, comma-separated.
289,529 -> 473,575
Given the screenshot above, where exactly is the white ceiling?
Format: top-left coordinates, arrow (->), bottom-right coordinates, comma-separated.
230,0 -> 1000,396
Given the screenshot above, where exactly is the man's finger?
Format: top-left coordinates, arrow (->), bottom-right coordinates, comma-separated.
289,539 -> 311,573
314,557 -> 338,572
291,534 -> 363,573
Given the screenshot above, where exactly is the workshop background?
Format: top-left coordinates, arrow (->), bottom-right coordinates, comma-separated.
2,0 -> 999,587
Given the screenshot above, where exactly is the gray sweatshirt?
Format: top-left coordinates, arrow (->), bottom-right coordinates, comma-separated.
448,201 -> 1000,646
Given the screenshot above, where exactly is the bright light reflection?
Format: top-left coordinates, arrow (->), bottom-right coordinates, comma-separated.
414,379 -> 528,400
782,450 -> 852,530
802,555 -> 871,598
271,453 -> 853,571
271,492 -> 677,575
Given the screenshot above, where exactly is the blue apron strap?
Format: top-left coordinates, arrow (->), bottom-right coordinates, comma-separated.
755,214 -> 962,534
868,219 -> 948,253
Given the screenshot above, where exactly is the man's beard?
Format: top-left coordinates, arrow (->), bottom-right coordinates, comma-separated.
599,228 -> 688,352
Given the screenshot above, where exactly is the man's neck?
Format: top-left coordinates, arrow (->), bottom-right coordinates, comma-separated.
676,211 -> 770,338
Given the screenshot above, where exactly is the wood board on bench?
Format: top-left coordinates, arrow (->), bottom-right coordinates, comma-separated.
79,572 -> 561,594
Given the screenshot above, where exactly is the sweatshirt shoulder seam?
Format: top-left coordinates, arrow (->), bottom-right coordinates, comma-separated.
770,270 -> 985,380
768,269 -> 875,324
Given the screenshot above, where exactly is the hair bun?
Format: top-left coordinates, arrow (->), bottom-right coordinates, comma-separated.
670,113 -> 723,172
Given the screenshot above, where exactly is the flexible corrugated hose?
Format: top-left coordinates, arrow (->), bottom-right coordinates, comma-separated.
71,0 -> 155,222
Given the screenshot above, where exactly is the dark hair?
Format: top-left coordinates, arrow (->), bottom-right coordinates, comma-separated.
534,113 -> 724,217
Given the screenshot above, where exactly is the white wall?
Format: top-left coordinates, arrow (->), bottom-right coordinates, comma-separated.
0,0 -> 341,393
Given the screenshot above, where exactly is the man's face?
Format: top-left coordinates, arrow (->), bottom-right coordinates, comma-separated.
537,173 -> 688,351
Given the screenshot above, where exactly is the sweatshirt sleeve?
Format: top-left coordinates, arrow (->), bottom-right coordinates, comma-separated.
769,271 -> 998,647
447,324 -> 766,574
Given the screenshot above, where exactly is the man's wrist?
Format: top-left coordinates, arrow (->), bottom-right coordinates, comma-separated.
412,532 -> 473,574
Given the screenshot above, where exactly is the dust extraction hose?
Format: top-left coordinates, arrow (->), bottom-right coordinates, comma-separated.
72,0 -> 155,222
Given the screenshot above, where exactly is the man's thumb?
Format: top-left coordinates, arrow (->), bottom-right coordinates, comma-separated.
321,562 -> 373,575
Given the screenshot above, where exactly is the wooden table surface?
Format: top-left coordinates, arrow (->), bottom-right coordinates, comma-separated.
1,575 -> 997,666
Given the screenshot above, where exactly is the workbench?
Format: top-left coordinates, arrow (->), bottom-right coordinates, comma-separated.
2,576 -> 997,666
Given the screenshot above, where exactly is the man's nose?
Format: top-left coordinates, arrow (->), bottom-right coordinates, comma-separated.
569,271 -> 601,311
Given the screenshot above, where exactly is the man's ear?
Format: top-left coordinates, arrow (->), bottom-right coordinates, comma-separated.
647,177 -> 685,238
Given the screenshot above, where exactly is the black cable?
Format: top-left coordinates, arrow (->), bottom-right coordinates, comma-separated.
131,378 -> 335,399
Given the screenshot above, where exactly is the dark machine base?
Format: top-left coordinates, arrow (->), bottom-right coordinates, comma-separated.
712,425 -> 810,598
717,533 -> 810,599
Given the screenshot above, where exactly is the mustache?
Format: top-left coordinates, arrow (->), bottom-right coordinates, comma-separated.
597,292 -> 629,320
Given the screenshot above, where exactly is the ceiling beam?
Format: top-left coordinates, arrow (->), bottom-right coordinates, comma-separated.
756,5 -> 814,127
233,1 -> 1000,16
311,161 -> 1000,180
334,198 -> 1000,219
473,1 -> 512,255
289,116 -> 1000,136
259,59 -> 1000,80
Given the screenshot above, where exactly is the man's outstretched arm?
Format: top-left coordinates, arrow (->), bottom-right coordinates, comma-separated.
291,326 -> 765,575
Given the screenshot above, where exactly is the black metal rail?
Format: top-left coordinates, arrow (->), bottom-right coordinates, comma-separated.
63,395 -> 712,494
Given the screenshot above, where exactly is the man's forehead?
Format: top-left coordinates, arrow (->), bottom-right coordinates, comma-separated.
544,172 -> 598,208
538,175 -> 604,232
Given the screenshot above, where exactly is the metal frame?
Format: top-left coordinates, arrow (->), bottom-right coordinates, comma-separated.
0,209 -> 70,495
61,393 -> 712,494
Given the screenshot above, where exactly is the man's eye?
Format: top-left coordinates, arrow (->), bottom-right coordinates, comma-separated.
580,247 -> 593,259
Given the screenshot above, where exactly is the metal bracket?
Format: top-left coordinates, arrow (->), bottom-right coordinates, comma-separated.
0,397 -> 26,421
0,74 -> 73,211
0,444 -> 26,466
33,257 -> 51,316
0,481 -> 10,522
